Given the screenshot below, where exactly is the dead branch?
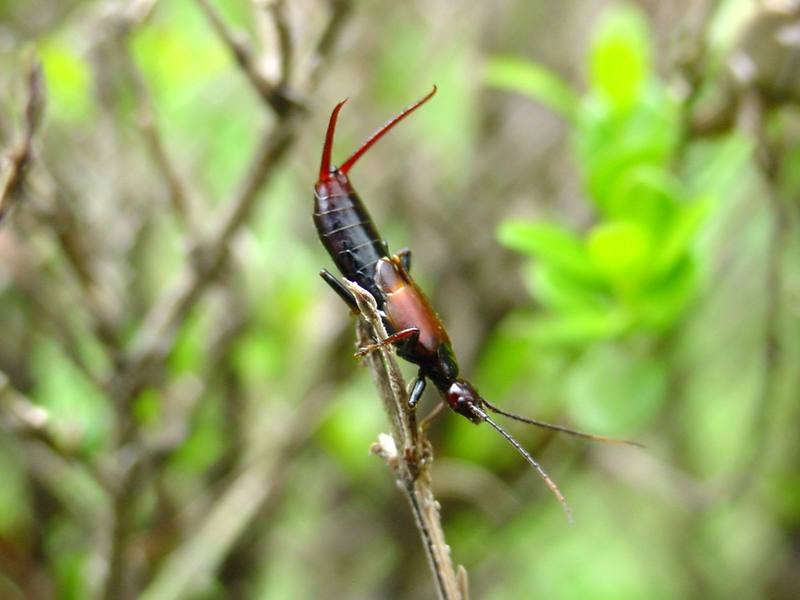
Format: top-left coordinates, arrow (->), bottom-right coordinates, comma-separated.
195,0 -> 299,114
345,279 -> 468,600
100,3 -> 353,598
0,59 -> 44,222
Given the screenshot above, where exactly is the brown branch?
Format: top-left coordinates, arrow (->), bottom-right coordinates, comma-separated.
194,0 -> 299,114
114,116 -> 296,404
266,0 -> 293,86
123,51 -> 197,232
306,0 -> 352,89
30,173 -> 122,353
2,233 -> 107,388
99,116 -> 298,597
0,371 -> 114,493
138,377 -> 330,600
114,0 -> 352,405
0,59 -> 45,222
1,371 -> 58,451
100,4 -> 353,598
345,280 -> 467,600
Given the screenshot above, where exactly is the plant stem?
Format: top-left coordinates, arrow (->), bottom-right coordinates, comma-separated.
345,280 -> 468,600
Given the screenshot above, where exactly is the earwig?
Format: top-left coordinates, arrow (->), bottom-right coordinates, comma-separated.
313,88 -> 640,521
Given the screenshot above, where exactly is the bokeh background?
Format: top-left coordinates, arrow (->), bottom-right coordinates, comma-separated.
1,0 -> 799,598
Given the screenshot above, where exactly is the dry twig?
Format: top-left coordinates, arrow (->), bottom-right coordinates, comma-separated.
345,279 -> 468,600
195,0 -> 299,114
0,59 -> 44,222
100,2 -> 353,598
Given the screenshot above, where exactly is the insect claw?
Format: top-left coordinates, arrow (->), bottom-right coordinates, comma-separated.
354,345 -> 373,359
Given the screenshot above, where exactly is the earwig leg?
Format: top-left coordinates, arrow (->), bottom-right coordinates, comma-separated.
320,269 -> 358,312
397,247 -> 412,272
355,327 -> 419,358
408,374 -> 426,409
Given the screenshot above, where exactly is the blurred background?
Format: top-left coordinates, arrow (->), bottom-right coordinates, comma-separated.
1,0 -> 799,598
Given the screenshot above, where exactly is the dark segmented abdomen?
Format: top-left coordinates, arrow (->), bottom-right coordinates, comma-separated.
313,186 -> 388,305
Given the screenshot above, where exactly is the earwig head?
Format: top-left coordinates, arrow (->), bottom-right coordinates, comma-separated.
316,86 -> 437,187
444,379 -> 484,424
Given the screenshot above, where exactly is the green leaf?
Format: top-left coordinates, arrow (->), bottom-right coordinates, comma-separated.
48,519 -> 91,600
607,166 -> 681,229
636,257 -> 698,330
523,263 -> 607,312
498,221 -> 601,284
233,331 -> 282,386
576,93 -> 681,210
498,478 -> 689,600
132,389 -> 162,427
589,4 -> 651,110
131,4 -> 260,199
485,56 -> 578,119
587,220 -> 654,289
651,198 -> 709,276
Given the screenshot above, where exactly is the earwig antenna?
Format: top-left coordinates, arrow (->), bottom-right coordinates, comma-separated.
481,398 -> 643,448
339,85 -> 437,176
319,99 -> 348,182
470,404 -> 573,523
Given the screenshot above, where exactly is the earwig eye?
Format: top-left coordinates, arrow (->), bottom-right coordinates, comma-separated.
444,381 -> 484,424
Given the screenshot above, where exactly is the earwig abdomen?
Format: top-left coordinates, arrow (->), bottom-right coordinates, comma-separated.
314,172 -> 388,306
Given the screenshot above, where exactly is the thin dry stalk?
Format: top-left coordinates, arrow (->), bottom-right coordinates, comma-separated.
345,279 -> 468,600
195,0 -> 298,114
100,2 -> 353,597
0,59 -> 44,222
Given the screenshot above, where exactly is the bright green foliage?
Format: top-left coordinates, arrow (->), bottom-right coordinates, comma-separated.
131,0 -> 261,199
488,4 -> 707,344
589,5 -> 650,111
498,222 -> 601,285
485,57 -> 579,119
31,340 -> 112,454
38,37 -> 93,122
